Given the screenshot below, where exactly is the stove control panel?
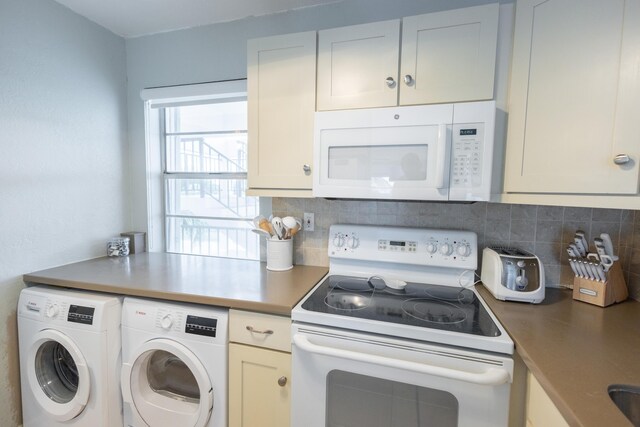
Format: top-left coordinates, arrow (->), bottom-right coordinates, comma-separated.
329,224 -> 477,270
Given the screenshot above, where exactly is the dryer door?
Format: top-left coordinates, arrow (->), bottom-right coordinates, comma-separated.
27,329 -> 91,421
122,338 -> 213,427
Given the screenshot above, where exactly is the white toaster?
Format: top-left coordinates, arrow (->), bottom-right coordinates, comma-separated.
481,246 -> 545,303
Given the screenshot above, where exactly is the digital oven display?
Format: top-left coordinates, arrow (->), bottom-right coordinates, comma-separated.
460,129 -> 477,136
389,241 -> 406,247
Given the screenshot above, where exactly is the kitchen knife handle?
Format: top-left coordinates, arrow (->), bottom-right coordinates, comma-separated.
599,233 -> 618,260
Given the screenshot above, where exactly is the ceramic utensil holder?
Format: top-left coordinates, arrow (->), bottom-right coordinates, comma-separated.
572,261 -> 628,307
267,239 -> 293,271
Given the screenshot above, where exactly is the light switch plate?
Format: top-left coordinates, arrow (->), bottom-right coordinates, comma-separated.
304,212 -> 315,231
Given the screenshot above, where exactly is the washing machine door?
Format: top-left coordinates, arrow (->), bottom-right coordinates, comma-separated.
122,338 -> 213,427
26,329 -> 91,421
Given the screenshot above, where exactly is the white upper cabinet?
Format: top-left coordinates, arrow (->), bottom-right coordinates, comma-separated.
504,0 -> 640,195
316,4 -> 499,111
316,20 -> 400,110
400,4 -> 499,105
247,31 -> 316,195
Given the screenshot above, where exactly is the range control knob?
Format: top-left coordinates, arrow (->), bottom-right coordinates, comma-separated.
439,243 -> 453,256
426,242 -> 438,254
161,314 -> 174,330
46,304 -> 59,318
347,236 -> 360,249
333,234 -> 345,248
456,243 -> 471,257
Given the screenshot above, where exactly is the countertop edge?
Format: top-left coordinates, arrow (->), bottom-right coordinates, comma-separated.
23,274 -> 298,316
478,286 -> 638,427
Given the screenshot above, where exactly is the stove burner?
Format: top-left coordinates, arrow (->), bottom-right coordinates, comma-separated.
401,298 -> 468,325
325,292 -> 371,311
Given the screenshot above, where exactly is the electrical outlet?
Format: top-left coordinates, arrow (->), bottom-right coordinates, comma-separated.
304,212 -> 315,231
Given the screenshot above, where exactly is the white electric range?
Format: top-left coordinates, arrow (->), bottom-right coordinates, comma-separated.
291,224 -> 514,427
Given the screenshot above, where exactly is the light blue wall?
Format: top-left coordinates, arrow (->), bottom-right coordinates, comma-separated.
125,0 -> 505,232
0,0 -> 127,423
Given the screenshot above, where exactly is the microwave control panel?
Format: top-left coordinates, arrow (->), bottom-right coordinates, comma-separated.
451,123 -> 484,188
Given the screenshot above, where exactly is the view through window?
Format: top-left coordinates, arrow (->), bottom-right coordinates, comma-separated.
162,97 -> 259,259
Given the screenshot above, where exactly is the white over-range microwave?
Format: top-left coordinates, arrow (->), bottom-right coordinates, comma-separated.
313,101 -> 496,201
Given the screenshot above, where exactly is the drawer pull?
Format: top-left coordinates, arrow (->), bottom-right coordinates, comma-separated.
246,325 -> 274,335
278,376 -> 287,387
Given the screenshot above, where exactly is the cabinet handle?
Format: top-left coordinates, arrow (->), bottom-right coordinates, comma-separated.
246,325 -> 274,335
278,376 -> 288,387
403,75 -> 414,86
303,164 -> 311,173
385,77 -> 396,88
613,154 -> 631,165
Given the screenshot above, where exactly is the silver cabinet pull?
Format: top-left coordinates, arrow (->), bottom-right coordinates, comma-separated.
385,77 -> 396,88
246,325 -> 274,335
278,376 -> 288,387
613,154 -> 631,165
403,75 -> 414,86
303,164 -> 311,173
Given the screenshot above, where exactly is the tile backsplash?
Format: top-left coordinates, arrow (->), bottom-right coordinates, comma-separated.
272,198 -> 640,301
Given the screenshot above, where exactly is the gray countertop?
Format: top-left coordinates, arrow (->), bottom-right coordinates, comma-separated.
23,253 -> 328,315
478,286 -> 640,427
24,254 -> 639,426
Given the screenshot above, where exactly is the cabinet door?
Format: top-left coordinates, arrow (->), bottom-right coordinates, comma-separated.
228,343 -> 291,427
317,20 -> 400,110
400,3 -> 499,105
247,32 -> 316,191
526,372 -> 569,427
505,0 -> 640,194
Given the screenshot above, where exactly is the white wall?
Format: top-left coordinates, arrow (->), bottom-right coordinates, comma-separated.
126,0 -> 506,233
0,0 -> 127,424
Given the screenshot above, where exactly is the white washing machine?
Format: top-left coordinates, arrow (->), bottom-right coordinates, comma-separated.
120,297 -> 228,427
17,285 -> 123,427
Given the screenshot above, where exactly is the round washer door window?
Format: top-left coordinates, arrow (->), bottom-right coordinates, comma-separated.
27,329 -> 90,421
124,339 -> 213,427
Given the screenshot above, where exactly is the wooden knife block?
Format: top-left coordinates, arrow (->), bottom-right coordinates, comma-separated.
572,261 -> 628,307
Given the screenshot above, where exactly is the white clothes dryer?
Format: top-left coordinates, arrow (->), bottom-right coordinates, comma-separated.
121,297 -> 228,427
18,285 -> 123,427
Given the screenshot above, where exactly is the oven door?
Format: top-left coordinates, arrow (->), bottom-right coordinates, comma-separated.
313,104 -> 453,201
291,324 -> 512,427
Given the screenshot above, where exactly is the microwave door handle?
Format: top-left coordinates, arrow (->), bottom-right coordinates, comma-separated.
293,334 -> 510,386
434,124 -> 448,188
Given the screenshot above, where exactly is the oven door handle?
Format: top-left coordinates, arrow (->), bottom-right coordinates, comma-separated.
293,334 -> 510,386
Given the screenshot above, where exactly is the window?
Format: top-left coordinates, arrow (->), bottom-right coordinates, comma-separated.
144,80 -> 261,260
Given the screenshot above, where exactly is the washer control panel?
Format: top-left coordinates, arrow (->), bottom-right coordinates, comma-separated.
329,224 -> 477,270
185,315 -> 218,338
67,305 -> 95,325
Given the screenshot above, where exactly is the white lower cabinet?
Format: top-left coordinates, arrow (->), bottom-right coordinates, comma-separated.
525,372 -> 569,427
228,309 -> 292,427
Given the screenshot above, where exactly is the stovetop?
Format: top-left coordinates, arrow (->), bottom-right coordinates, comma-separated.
301,275 -> 501,338
292,224 -> 514,355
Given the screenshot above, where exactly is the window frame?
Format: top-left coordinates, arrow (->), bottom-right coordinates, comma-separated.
141,79 -> 270,259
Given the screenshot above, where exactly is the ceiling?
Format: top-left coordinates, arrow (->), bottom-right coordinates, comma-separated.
52,0 -> 342,38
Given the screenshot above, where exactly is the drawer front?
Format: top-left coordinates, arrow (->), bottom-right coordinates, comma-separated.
229,309 -> 291,352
